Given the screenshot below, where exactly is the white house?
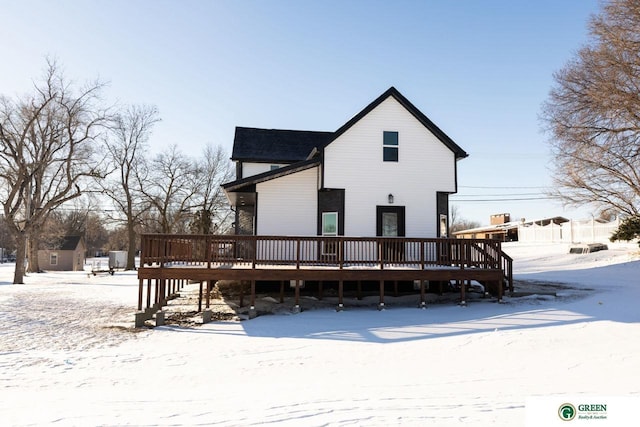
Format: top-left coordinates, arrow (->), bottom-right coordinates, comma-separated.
222,87 -> 468,238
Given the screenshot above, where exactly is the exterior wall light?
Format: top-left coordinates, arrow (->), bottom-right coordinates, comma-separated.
388,194 -> 394,204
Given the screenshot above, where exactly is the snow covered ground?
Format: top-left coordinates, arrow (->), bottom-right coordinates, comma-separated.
1,242 -> 638,426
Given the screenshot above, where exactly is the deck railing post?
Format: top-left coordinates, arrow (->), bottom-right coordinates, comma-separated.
252,236 -> 257,269
296,238 -> 301,269
160,237 -> 166,268
206,235 -> 211,269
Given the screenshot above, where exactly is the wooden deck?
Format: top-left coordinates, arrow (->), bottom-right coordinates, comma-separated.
137,234 -> 513,313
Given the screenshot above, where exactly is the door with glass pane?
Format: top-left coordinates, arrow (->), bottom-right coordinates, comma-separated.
376,206 -> 405,262
321,212 -> 338,256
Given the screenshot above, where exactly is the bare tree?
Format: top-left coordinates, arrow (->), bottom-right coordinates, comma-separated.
140,145 -> 198,234
449,205 -> 481,233
541,0 -> 640,217
450,205 -> 461,229
189,144 -> 234,234
0,60 -> 109,283
102,105 -> 159,269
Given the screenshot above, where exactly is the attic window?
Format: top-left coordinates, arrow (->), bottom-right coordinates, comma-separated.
383,131 -> 398,162
50,252 -> 58,265
270,165 -> 280,171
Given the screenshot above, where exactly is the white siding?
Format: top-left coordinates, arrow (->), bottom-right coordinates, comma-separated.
323,97 -> 457,237
242,162 -> 289,178
256,167 -> 319,235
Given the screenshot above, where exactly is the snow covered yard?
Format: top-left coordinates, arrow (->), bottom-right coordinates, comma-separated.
1,243 -> 639,426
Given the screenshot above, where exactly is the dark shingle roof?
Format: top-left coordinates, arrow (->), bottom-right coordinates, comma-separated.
231,127 -> 333,162
59,235 -> 83,250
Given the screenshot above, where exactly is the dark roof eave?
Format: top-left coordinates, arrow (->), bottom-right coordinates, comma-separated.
222,158 -> 320,192
229,156 -> 311,163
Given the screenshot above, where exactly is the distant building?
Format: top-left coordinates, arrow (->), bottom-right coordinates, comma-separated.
37,235 -> 86,271
452,214 -> 569,241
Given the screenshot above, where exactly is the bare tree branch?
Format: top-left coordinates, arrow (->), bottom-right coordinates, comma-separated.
0,59 -> 109,282
541,0 -> 640,218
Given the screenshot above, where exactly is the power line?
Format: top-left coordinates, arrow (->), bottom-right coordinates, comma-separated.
459,185 -> 547,189
450,196 -> 555,202
452,192 -> 543,197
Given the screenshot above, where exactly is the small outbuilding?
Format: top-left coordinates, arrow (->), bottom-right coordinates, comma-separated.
37,235 -> 86,271
452,214 -> 570,242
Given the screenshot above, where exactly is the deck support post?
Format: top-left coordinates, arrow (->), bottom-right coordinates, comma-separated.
318,281 -> 323,301
206,280 -> 212,309
198,281 -> 203,313
338,280 -> 344,310
357,281 -> 362,300
394,280 -> 398,297
138,279 -> 144,311
279,281 -> 285,303
250,280 -> 256,309
419,280 -> 426,309
239,281 -> 244,307
459,279 -> 466,306
159,279 -> 166,307
294,280 -> 300,307
497,280 -> 504,303
146,279 -> 152,310
378,280 -> 385,311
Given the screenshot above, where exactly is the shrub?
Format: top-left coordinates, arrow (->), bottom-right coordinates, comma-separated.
610,216 -> 640,246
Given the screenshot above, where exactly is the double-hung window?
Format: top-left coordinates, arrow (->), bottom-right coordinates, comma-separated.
383,131 -> 398,162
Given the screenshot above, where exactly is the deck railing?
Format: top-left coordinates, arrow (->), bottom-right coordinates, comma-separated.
140,234 -> 513,290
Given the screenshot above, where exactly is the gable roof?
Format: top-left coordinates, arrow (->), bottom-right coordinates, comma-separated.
325,87 -> 468,159
56,235 -> 84,251
231,127 -> 333,163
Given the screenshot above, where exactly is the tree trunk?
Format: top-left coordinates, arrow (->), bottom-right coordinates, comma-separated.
13,234 -> 27,284
27,233 -> 40,273
126,223 -> 137,270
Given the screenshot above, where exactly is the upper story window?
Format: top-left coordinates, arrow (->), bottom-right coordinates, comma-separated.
383,131 -> 398,162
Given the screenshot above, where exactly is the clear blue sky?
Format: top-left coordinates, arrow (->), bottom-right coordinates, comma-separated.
0,0 -> 602,224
